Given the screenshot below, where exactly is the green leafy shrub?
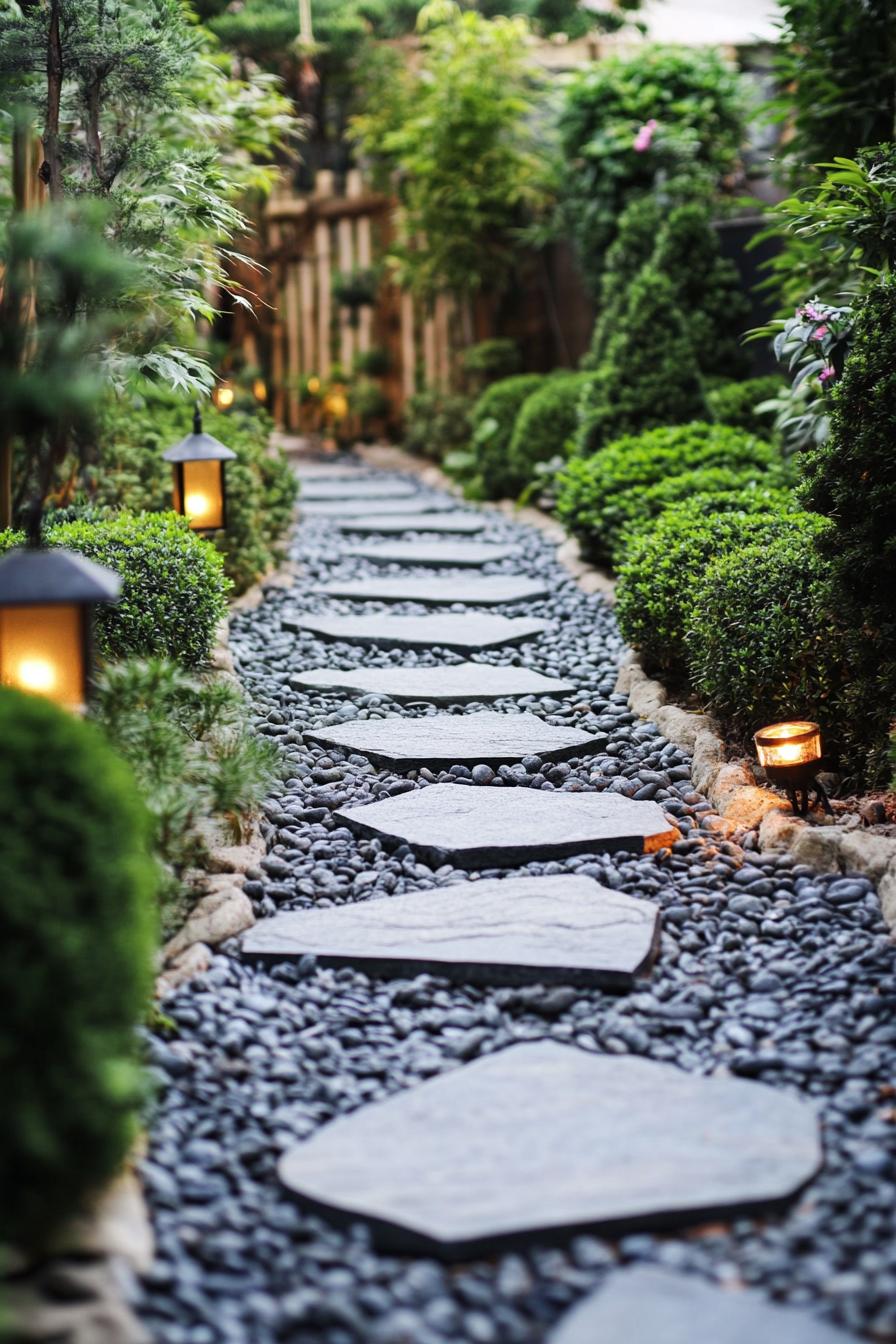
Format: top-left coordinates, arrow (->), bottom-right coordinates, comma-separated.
616,501 -> 810,674
706,375 -> 784,437
686,516 -> 837,737
616,478 -> 795,565
800,274 -> 896,783
402,388 -> 473,461
468,373 -> 543,498
557,44 -> 745,289
505,372 -> 591,497
0,689 -> 156,1253
556,423 -> 777,561
88,399 -> 298,594
576,268 -> 707,455
0,514 -> 230,667
461,338 -> 521,389
582,196 -> 663,371
94,658 -> 279,932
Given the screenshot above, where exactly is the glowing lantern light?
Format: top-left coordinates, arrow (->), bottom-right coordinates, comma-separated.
753,720 -> 832,816
213,379 -> 236,410
252,377 -> 268,403
0,546 -> 120,711
163,406 -> 237,533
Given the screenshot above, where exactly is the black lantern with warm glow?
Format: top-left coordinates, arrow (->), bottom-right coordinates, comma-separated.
163,406 -> 237,532
754,720 -> 833,816
0,545 -> 120,711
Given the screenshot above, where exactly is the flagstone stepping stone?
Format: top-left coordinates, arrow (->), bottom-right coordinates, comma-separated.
338,512 -> 487,535
301,478 -> 417,501
296,461 -> 369,479
242,875 -> 660,989
301,496 -> 455,517
278,1041 -> 821,1257
291,663 -> 574,704
304,711 -> 601,770
313,575 -> 549,606
336,783 -> 679,866
548,1267 -> 858,1344
344,540 -> 517,568
282,611 -> 550,651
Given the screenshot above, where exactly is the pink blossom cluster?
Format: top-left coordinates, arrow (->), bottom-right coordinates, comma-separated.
633,119 -> 658,153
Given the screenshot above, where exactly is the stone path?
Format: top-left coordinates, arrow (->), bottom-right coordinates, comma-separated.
343,540 -> 518,567
337,511 -> 487,534
291,663 -> 576,703
137,458 -> 896,1344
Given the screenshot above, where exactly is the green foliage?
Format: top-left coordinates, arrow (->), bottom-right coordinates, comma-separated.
94,658 -> 279,930
461,339 -> 522,388
557,44 -> 745,290
576,268 -> 707,455
467,373 -> 543,498
556,422 -> 778,562
0,689 -> 156,1253
617,479 -> 794,565
649,203 -> 750,379
351,4 -> 549,298
0,514 -> 229,667
86,399 -> 298,594
616,500 -> 808,673
706,375 -> 783,437
402,389 -> 473,461
686,517 -> 837,738
799,274 -> 896,784
582,196 -> 662,370
506,372 -> 591,496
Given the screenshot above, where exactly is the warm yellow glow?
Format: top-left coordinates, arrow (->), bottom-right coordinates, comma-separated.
307,375 -> 321,395
0,603 -> 84,709
179,459 -> 225,530
214,381 -> 235,409
252,378 -> 268,402
754,720 -> 822,770
325,392 -> 349,420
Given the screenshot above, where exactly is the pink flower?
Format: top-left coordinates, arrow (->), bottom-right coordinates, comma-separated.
800,302 -> 823,320
633,118 -> 658,153
819,364 -> 836,385
813,324 -> 829,339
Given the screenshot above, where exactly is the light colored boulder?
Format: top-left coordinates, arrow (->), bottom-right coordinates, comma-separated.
790,826 -> 845,874
156,941 -> 213,997
840,831 -> 896,882
629,676 -> 668,722
654,704 -> 715,754
759,808 -> 807,853
164,888 -> 254,960
691,728 -> 725,796
878,864 -> 896,933
206,843 -> 264,875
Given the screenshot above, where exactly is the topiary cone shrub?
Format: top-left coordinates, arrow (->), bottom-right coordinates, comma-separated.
468,373 -> 543,498
799,275 -> 896,784
505,372 -> 592,497
575,267 -> 707,456
581,196 -> 663,372
0,689 -> 157,1255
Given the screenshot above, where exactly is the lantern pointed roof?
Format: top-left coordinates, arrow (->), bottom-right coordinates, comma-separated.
0,546 -> 121,605
163,406 -> 237,463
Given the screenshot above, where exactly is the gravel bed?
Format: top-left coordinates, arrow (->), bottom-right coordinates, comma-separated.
137,475 -> 896,1344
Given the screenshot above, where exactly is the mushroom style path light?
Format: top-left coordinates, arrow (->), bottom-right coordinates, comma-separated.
163,404 -> 237,533
754,719 -> 833,817
0,510 -> 120,712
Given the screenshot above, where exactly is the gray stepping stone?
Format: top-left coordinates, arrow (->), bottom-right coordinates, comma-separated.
278,1041 -> 821,1257
281,611 -> 550,651
296,461 -> 370,479
301,478 -> 417,501
301,496 -> 455,517
549,1267 -> 858,1344
242,875 -> 660,989
304,711 -> 602,770
338,512 -> 487,535
344,540 -> 516,568
336,782 -> 679,866
291,663 -> 574,704
314,575 -> 549,606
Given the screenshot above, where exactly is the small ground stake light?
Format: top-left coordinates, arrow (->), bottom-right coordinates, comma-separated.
754,720 -> 833,816
0,528 -> 120,711
163,405 -> 237,532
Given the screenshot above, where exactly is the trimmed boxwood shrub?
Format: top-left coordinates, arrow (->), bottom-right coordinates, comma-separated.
616,500 -> 810,674
686,516 -> 837,736
800,274 -> 896,783
582,196 -> 663,371
468,373 -> 543,498
556,423 -> 778,562
0,689 -> 156,1252
0,513 -> 230,667
707,375 -> 784,437
402,389 -> 473,462
505,372 -> 592,496
615,478 -> 795,565
575,267 -> 707,455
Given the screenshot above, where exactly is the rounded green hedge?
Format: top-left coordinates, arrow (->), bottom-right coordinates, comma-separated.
505,372 -> 591,497
706,375 -> 783,437
0,514 -> 230,668
0,689 -> 156,1252
469,373 -> 543,498
615,476 -> 795,564
686,515 -> 836,736
555,422 -> 778,562
616,499 -> 810,673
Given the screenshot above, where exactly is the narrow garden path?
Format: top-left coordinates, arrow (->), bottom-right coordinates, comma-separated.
138,463 -> 896,1344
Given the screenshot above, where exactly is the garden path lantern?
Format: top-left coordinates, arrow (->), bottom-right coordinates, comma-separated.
212,378 -> 236,410
163,405 -> 236,533
754,720 -> 832,816
0,544 -> 120,711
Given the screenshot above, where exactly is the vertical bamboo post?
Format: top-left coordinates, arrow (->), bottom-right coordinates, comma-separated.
299,252 -> 316,382
337,208 -> 354,375
267,203 -> 286,427
434,293 -> 452,392
285,260 -> 301,430
348,169 -> 373,357
400,291 -> 416,402
314,171 -> 334,382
